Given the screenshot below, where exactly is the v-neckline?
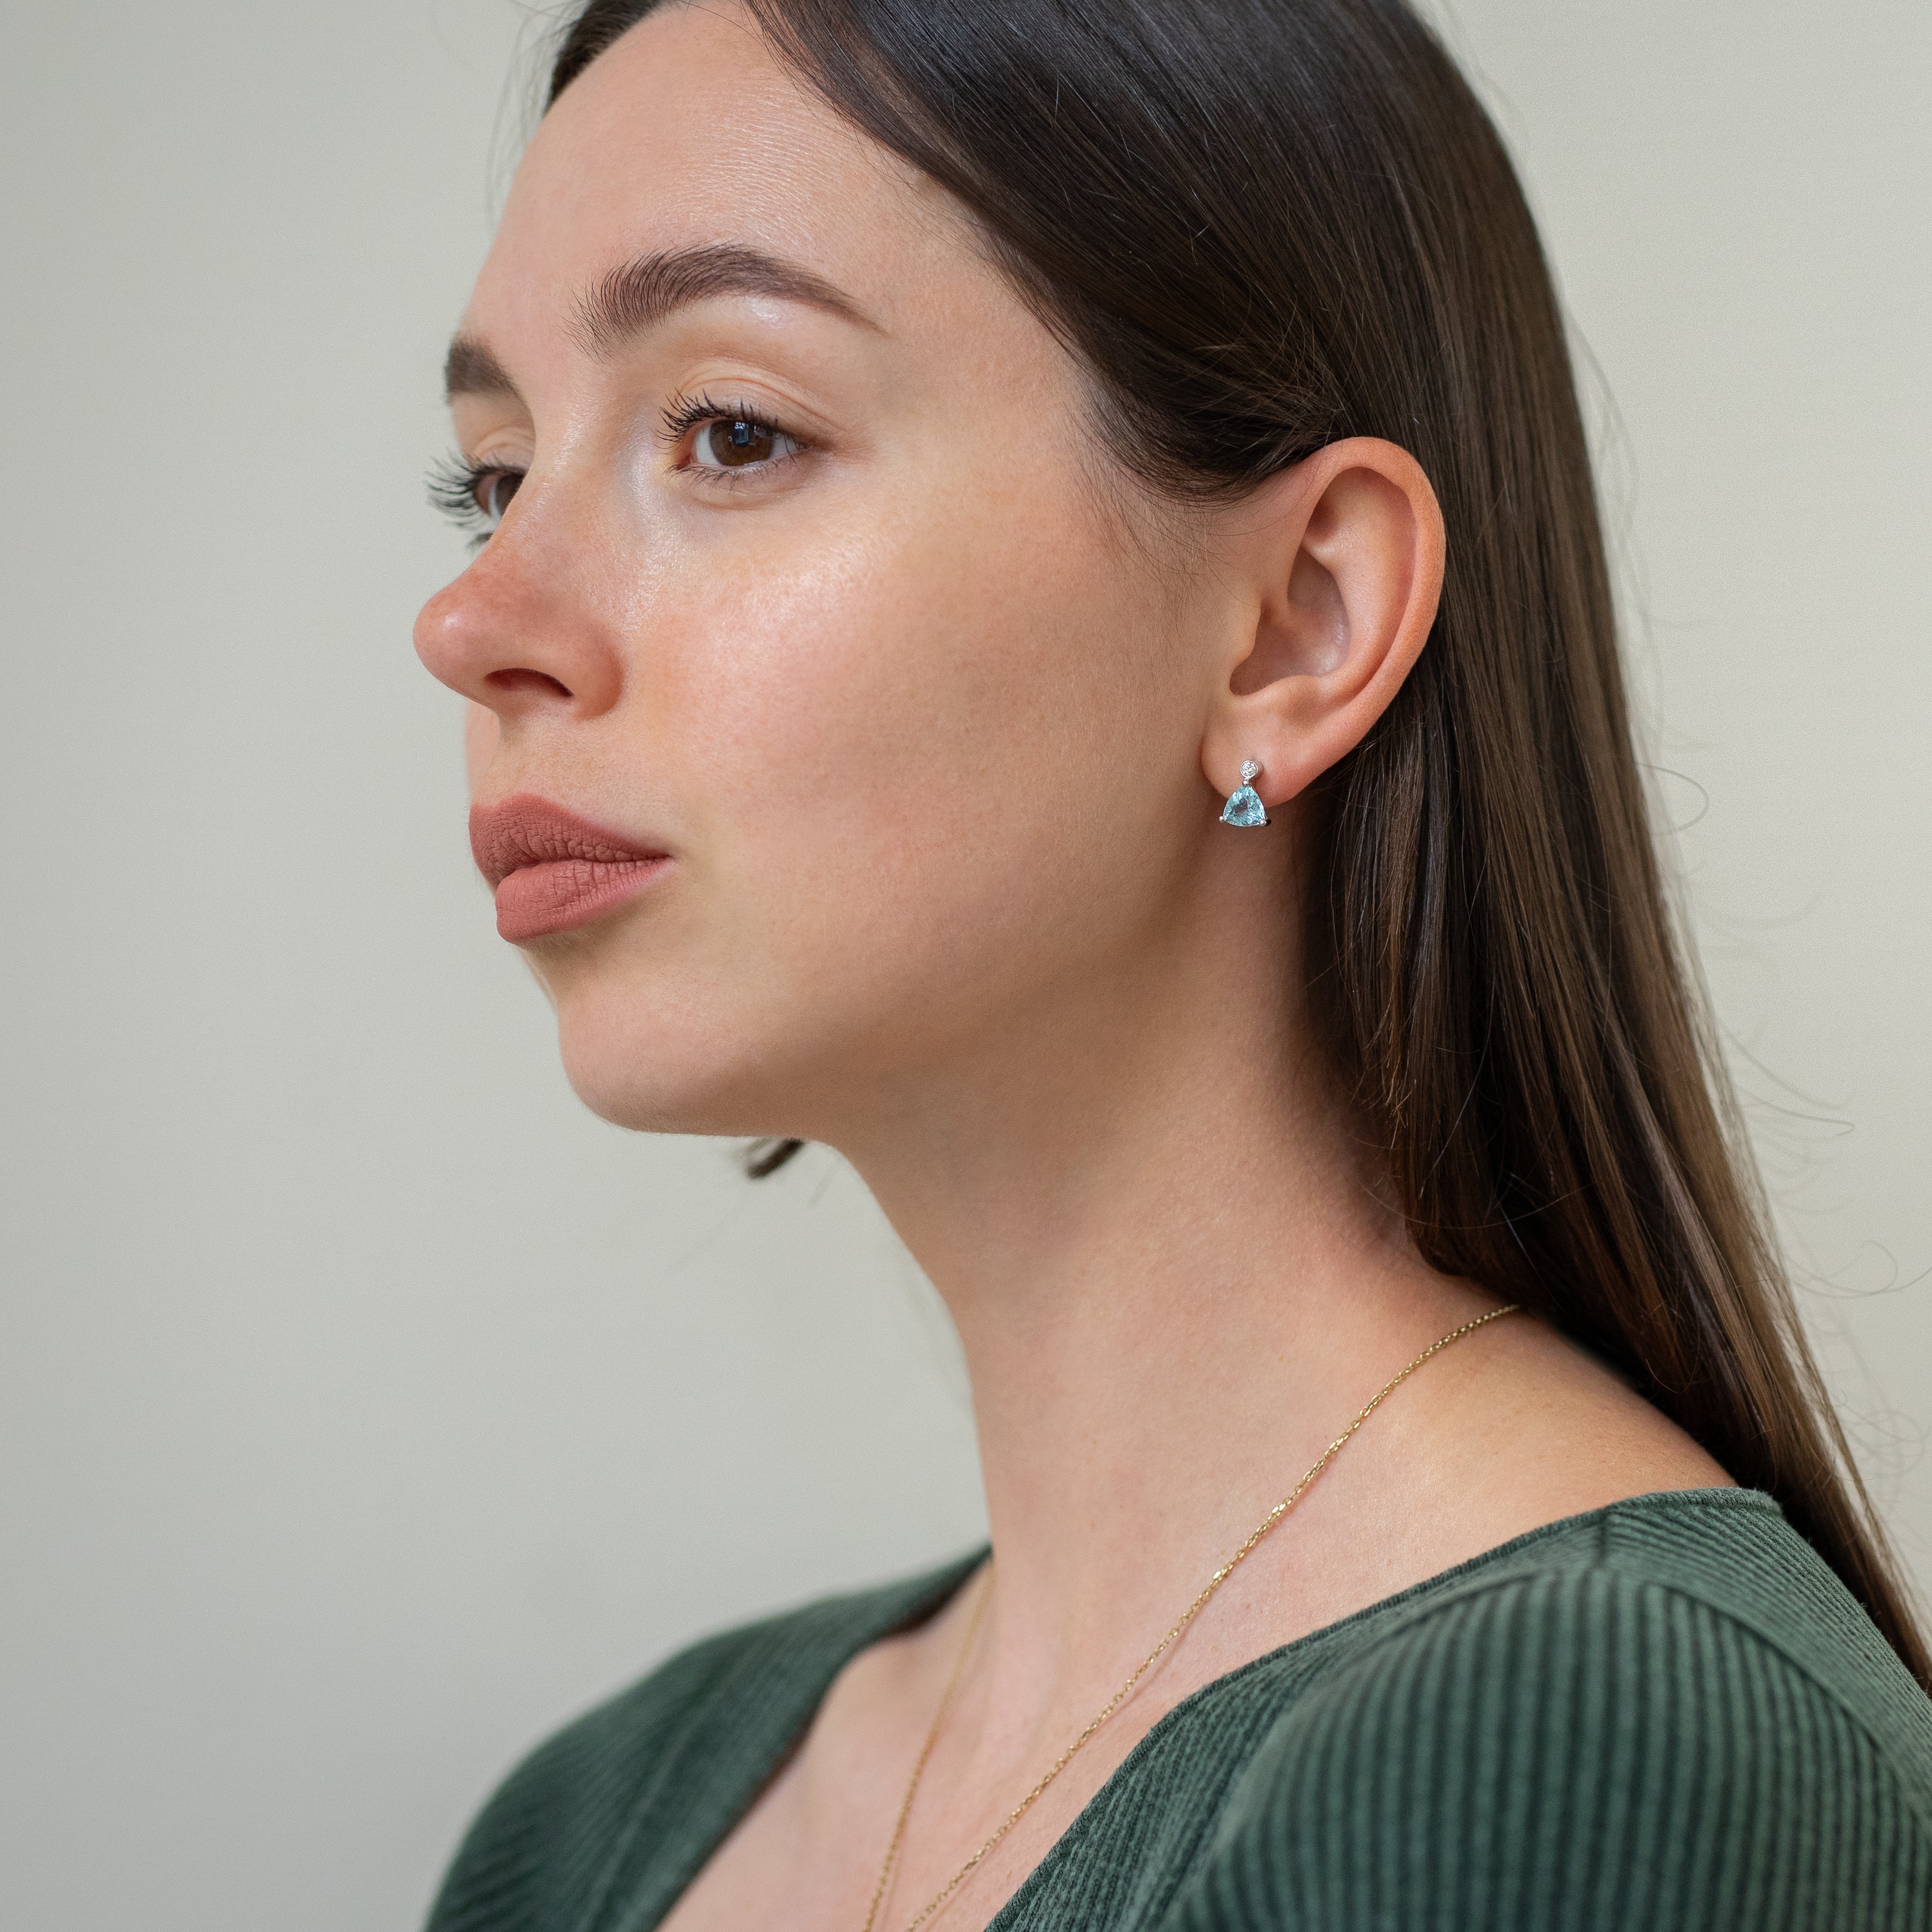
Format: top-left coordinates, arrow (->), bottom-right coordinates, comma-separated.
636,1488 -> 1764,1932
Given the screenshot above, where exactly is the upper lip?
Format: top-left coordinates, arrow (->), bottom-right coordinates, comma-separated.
468,792 -> 671,888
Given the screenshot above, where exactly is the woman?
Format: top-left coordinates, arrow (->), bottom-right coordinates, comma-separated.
414,1 -> 1932,1927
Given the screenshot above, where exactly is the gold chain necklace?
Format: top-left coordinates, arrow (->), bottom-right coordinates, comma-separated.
860,1304 -> 1521,1932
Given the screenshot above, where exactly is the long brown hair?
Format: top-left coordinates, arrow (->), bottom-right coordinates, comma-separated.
548,0 -> 1930,1685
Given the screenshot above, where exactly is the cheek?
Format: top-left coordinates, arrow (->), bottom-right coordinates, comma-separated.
540,451 -> 1210,1135
675,477 -> 1197,1061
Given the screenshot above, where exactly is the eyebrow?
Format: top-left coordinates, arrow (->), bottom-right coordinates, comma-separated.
443,242 -> 880,401
443,336 -> 518,401
574,242 -> 880,355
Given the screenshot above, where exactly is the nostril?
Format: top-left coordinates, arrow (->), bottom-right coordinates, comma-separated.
485,667 -> 574,700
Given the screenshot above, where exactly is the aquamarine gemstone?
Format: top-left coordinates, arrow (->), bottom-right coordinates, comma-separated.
1221,785 -> 1267,827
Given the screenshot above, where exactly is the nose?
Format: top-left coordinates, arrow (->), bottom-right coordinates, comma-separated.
413,512 -> 622,725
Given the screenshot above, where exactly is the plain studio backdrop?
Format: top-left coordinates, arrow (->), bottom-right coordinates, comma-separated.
2,3 -> 1928,1927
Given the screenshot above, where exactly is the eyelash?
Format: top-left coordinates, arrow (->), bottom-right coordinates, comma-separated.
427,452 -> 522,548
426,394 -> 807,545
659,390 -> 809,478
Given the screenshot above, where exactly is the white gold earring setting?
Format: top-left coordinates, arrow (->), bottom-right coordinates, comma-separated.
1220,759 -> 1268,828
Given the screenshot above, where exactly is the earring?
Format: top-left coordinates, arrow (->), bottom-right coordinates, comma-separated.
1220,759 -> 1268,828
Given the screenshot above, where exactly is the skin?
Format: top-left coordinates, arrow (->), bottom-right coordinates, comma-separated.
415,6 -> 1731,1928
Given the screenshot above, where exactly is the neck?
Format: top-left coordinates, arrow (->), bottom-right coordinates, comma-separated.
829,848 -> 1484,1699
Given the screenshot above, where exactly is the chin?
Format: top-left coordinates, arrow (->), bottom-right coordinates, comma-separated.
547,977 -> 811,1142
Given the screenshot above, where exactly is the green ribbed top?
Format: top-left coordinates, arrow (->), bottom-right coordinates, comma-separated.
427,1490 -> 1932,1930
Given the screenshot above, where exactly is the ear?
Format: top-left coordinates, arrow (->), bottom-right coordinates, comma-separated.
1201,437 -> 1444,810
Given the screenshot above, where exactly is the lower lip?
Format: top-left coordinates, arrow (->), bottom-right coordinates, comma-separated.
494,855 -> 671,942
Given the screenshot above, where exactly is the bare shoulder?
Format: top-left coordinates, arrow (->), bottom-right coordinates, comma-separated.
1478,1308 -> 1731,1491
1396,1306 -> 1733,1554
1290,1305 -> 1735,1630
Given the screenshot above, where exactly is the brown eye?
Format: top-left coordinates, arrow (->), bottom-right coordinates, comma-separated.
690,416 -> 801,472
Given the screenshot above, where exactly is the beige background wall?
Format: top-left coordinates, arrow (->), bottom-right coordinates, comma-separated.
1,3 -> 1926,1927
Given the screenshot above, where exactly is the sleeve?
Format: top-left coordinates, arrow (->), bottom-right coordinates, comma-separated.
1170,1569 -> 1932,1932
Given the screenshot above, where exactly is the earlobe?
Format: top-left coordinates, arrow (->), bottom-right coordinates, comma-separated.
1202,437 -> 1444,809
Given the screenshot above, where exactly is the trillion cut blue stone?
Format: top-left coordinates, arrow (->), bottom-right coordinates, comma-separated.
1221,785 -> 1267,827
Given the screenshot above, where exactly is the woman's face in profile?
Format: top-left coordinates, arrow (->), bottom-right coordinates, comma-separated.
418,2 -> 1247,1142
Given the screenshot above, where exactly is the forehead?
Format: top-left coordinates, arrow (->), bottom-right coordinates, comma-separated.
468,3 -> 964,350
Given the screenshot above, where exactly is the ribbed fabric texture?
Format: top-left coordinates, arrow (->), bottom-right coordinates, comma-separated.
426,1491 -> 1932,1931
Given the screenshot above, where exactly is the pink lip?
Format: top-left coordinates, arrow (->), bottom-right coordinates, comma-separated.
468,793 -> 673,942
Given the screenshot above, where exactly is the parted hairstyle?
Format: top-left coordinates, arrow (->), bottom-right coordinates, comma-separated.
546,0 -> 1931,1687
